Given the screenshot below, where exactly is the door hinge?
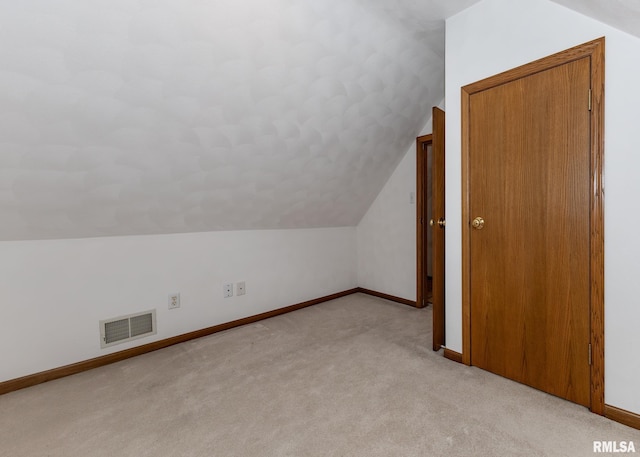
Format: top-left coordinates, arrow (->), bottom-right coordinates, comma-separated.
588,89 -> 592,111
588,343 -> 592,365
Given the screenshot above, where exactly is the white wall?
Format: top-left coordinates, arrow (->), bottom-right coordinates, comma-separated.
356,113 -> 437,301
357,142 -> 418,301
446,0 -> 640,414
0,227 -> 357,382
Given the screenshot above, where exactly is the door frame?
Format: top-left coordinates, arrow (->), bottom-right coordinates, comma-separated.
416,133 -> 432,310
460,38 -> 605,414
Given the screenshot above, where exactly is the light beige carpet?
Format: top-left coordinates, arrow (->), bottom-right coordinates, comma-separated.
1,293 -> 638,456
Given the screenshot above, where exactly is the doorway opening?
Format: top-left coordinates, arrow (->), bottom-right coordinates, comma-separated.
417,134 -> 433,310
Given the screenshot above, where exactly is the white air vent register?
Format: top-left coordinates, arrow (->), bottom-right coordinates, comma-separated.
100,310 -> 156,348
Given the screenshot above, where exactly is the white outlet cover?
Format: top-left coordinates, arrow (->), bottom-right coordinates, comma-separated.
168,293 -> 180,309
236,281 -> 246,296
223,283 -> 233,298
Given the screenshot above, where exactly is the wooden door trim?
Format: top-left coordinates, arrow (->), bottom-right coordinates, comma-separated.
460,37 -> 605,414
416,133 -> 432,310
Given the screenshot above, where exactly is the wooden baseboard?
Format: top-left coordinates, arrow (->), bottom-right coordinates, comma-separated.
0,288 -> 360,396
443,348 -> 463,364
356,287 -> 417,308
605,404 -> 640,430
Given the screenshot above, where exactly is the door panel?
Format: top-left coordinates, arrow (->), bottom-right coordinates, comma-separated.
469,58 -> 591,406
432,107 -> 445,351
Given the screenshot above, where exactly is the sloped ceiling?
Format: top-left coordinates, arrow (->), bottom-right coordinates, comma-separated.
0,0 -> 479,241
6,0 -> 636,242
550,0 -> 640,39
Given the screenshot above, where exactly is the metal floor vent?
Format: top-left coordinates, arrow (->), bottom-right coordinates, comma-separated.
100,310 -> 156,348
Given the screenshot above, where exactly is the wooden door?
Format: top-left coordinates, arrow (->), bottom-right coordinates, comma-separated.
432,107 -> 445,351
463,40 -> 605,409
417,108 -> 446,350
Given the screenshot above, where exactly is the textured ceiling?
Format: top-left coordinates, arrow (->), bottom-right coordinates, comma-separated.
5,0 -> 634,241
0,0 -> 483,241
550,0 -> 640,39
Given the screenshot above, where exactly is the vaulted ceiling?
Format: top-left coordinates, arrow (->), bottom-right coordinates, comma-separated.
552,0 -> 640,39
1,0 -> 639,241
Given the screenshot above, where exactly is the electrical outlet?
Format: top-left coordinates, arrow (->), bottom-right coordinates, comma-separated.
168,293 -> 180,309
236,281 -> 246,296
223,283 -> 233,298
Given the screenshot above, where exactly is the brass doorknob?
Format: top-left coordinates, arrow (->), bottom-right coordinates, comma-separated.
472,217 -> 485,230
429,219 -> 434,227
437,218 -> 446,228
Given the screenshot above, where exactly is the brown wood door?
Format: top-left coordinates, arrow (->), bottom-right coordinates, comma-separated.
468,57 -> 592,406
432,107 -> 445,351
